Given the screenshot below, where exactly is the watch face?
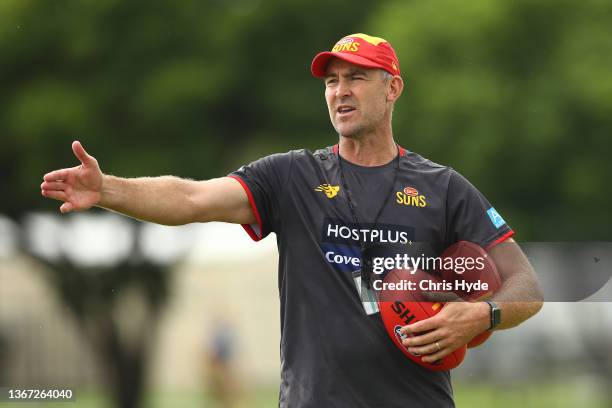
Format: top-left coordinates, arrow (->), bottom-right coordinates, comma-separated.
493,307 -> 501,324
491,302 -> 501,328
486,300 -> 500,329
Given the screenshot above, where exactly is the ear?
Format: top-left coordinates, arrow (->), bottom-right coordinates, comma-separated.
387,76 -> 404,103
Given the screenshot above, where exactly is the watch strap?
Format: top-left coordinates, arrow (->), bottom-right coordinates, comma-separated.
484,300 -> 501,330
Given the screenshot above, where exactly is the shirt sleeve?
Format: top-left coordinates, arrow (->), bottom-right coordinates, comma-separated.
445,169 -> 514,249
228,152 -> 293,241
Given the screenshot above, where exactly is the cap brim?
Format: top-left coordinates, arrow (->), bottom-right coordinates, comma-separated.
311,51 -> 388,78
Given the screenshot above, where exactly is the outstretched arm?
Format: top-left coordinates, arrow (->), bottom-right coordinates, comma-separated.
41,141 -> 256,226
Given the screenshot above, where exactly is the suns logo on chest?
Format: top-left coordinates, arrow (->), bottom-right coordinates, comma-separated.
396,186 -> 427,208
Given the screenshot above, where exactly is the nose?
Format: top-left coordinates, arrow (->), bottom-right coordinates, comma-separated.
335,78 -> 351,98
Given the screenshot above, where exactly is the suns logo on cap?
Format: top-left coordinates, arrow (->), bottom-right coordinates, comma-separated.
335,37 -> 354,46
332,33 -> 389,53
332,38 -> 359,53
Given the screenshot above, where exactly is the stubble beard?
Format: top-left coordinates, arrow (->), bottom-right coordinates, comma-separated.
334,122 -> 367,139
332,113 -> 379,140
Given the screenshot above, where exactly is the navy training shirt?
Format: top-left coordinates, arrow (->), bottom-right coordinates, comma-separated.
229,145 -> 513,408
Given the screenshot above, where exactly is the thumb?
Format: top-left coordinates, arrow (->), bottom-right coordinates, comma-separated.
60,202 -> 73,214
72,140 -> 94,166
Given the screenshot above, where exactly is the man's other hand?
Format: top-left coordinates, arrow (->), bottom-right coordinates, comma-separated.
400,301 -> 490,363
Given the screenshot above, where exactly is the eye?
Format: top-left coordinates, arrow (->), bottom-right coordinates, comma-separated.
325,78 -> 338,86
352,75 -> 365,81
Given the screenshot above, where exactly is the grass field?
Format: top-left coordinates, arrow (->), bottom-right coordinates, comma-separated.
1,383 -> 609,407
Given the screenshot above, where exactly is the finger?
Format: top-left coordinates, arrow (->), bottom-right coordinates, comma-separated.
60,202 -> 74,213
41,181 -> 66,191
421,345 -> 451,363
401,315 -> 440,336
72,140 -> 93,166
43,168 -> 70,182
41,189 -> 67,202
402,328 -> 442,347
409,339 -> 446,357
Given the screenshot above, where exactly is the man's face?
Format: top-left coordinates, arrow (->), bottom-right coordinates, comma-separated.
324,58 -> 390,139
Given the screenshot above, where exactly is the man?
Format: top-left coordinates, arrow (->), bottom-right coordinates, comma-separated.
41,33 -> 542,407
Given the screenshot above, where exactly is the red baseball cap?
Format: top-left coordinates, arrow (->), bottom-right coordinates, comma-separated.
311,33 -> 401,78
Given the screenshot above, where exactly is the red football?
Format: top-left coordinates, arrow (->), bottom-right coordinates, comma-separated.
378,268 -> 467,371
438,241 -> 502,348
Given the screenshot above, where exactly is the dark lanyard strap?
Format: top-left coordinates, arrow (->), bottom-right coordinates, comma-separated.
337,146 -> 401,287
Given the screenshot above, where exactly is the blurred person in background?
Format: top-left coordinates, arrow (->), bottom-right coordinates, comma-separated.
204,319 -> 239,408
41,33 -> 542,407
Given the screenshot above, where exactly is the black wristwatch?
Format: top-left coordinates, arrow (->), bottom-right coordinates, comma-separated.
484,300 -> 501,331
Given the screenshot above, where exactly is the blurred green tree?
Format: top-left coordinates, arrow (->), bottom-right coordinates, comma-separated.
1,0 -> 611,405
1,0 -> 375,219
0,0 -> 376,407
371,0 -> 612,240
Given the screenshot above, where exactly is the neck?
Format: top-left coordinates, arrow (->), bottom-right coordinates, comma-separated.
338,132 -> 397,166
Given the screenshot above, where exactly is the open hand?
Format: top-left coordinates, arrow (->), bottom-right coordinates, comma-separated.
41,141 -> 103,213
